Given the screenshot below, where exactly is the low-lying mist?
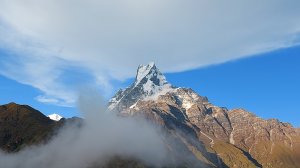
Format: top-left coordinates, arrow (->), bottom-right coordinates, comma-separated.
0,89 -> 170,168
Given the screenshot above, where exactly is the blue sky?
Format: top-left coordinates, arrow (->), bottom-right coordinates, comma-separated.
167,46 -> 300,126
0,45 -> 299,126
0,1 -> 300,126
0,74 -> 80,118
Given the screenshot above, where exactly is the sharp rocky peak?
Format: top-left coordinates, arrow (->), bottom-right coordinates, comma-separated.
134,62 -> 169,87
109,62 -> 175,110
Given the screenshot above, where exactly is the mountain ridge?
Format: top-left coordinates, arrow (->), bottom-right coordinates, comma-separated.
109,62 -> 300,168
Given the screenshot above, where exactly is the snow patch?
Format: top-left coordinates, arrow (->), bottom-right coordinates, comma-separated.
182,99 -> 193,109
144,84 -> 175,101
229,127 -> 235,145
129,102 -> 139,109
48,113 -> 63,121
176,90 -> 200,110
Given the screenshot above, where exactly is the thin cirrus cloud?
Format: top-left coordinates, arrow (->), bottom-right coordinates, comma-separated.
0,0 -> 300,107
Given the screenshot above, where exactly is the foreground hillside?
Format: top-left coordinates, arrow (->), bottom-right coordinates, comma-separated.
0,103 -> 154,168
0,103 -> 57,152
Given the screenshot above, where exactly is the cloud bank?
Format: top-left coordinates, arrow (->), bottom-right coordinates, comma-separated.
0,0 -> 300,106
0,90 -> 172,168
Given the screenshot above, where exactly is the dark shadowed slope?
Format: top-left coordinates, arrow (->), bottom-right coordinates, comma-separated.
0,102 -> 57,152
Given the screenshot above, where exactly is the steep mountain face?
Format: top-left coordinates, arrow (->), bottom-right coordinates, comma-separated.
109,63 -> 300,168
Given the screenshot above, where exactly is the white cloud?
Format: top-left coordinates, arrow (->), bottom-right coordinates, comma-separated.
0,0 -> 300,106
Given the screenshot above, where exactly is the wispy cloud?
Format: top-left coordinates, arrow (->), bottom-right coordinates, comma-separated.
0,0 -> 300,106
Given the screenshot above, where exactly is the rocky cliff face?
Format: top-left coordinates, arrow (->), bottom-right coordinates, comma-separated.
109,63 -> 300,168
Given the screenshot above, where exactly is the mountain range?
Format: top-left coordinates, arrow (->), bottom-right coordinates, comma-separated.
108,63 -> 300,168
0,63 -> 299,168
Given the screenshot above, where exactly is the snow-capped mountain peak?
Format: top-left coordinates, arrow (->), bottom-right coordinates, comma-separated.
135,62 -> 155,84
108,62 -> 175,110
135,62 -> 172,97
134,62 -> 168,87
48,113 -> 63,121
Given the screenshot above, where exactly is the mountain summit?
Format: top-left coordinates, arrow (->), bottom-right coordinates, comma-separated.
109,62 -> 174,111
134,62 -> 169,87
